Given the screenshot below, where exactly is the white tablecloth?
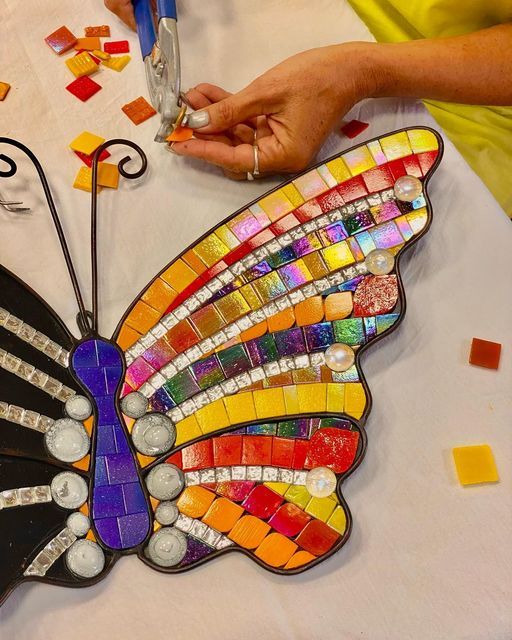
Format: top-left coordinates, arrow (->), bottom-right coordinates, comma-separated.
1,1 -> 511,639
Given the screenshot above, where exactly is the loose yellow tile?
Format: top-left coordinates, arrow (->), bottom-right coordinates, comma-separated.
97,162 -> 119,189
452,445 -> 499,486
102,54 -> 131,72
65,52 -> 98,78
69,130 -> 105,155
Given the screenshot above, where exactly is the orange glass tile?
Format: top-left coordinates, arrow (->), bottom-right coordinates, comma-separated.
469,337 -> 502,370
160,259 -> 197,291
121,96 -> 157,125
85,25 -> 111,37
45,26 -> 77,54
193,233 -> 230,267
96,162 -> 119,189
86,530 -> 96,541
255,532 -> 298,568
324,292 -> 353,320
258,190 -> 295,222
74,37 -> 101,50
214,291 -> 250,323
240,321 -> 268,342
295,297 -> 324,326
228,515 -> 270,549
202,497 -> 244,532
176,486 -> 216,518
320,366 -> 334,383
117,325 -> 141,350
0,82 -> 11,101
284,550 -> 316,569
182,248 -> 208,274
72,454 -> 90,471
124,300 -> 161,334
190,304 -> 225,337
263,372 -> 293,388
293,367 -> 322,383
267,307 -> 295,332
302,251 -> 329,279
141,278 -> 178,313
253,387 -> 286,419
167,126 -> 193,142
165,319 -> 199,352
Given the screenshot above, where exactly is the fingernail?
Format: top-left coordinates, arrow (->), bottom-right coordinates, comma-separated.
187,110 -> 210,129
167,143 -> 178,154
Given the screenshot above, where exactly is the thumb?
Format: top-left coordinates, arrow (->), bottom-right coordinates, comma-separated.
187,89 -> 261,132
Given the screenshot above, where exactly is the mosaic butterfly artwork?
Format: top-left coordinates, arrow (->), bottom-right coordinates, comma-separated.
0,127 -> 442,604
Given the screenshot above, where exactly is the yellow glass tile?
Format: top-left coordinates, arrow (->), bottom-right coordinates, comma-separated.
344,382 -> 366,419
452,445 -> 499,486
65,52 -> 98,78
305,496 -> 336,521
117,325 -> 141,350
214,290 -> 250,323
284,485 -> 310,509
182,248 -> 208,274
224,392 -> 256,424
325,156 -> 351,183
161,259 -> 197,292
195,399 -> 230,433
252,271 -> 285,304
324,291 -> 353,321
292,367 -> 322,383
240,284 -> 262,309
175,414 -> 202,445
137,453 -> 155,468
264,482 -> 290,496
380,131 -> 412,161
177,486 -> 215,518
267,307 -> 295,332
281,183 -> 305,207
240,321 -> 267,342
327,506 -> 347,534
253,387 -> 286,419
124,300 -> 161,334
190,305 -> 224,338
141,278 -> 177,313
70,131 -> 105,156
92,49 -> 110,60
102,54 -> 131,72
193,233 -> 230,267
302,252 -> 329,279
293,169 -> 328,200
296,383 -> 327,413
215,225 -> 240,250
283,386 -> 300,414
322,241 -> 355,270
326,383 -> 345,413
284,550 -> 316,569
255,532 -> 297,567
97,162 -> 119,189
406,208 -> 428,235
0,82 -> 11,101
258,190 -> 294,222
342,145 -> 376,176
367,139 -> 388,165
407,129 -> 439,154
73,166 -> 95,192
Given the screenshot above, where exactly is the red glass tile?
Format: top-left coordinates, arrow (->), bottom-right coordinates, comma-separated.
291,439 -> 309,470
361,165 -> 394,192
223,242 -> 250,266
295,519 -> 340,555
104,40 -> 130,54
241,435 -> 272,465
181,440 -> 214,471
213,435 -> 243,466
469,337 -> 502,370
270,214 -> 299,235
315,188 -> 345,213
216,481 -> 255,502
340,119 -> 369,139
165,320 -> 199,352
295,200 -> 323,223
74,148 -> 111,167
402,154 -> 423,178
304,427 -> 359,473
45,26 -> 77,54
269,503 -> 311,536
336,176 -> 368,203
246,229 -> 275,250
417,151 -> 439,175
166,451 -> 183,468
74,49 -> 101,65
242,485 -> 284,519
386,159 -> 407,181
271,437 -> 295,468
66,75 -> 102,102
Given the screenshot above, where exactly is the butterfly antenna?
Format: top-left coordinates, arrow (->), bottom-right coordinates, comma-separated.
90,140 -> 148,334
0,138 -> 90,335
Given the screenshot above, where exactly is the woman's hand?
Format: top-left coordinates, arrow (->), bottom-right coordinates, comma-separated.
176,44 -> 377,178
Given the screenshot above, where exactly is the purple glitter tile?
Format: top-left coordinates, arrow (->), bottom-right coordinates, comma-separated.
122,482 -> 149,514
369,221 -> 403,249
105,366 -> 121,394
106,453 -> 139,485
268,246 -> 296,268
72,340 -> 98,368
180,535 -> 213,565
292,232 -> 322,258
278,262 -> 311,289
96,395 -> 118,425
191,355 -> 224,389
118,512 -> 150,548
96,424 -> 116,455
246,334 -> 278,366
93,484 -> 125,518
338,275 -> 365,292
149,387 -> 175,413
94,455 -> 109,487
217,344 -> 251,378
245,261 -> 272,281
318,222 -> 347,245
304,322 -> 335,351
371,200 -> 401,224
274,327 -> 306,357
95,517 -> 122,549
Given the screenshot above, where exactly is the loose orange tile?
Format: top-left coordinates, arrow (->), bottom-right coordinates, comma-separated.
202,497 -> 244,532
45,26 -> 77,54
176,486 -> 216,518
122,96 -> 157,125
469,337 -> 501,370
85,25 -> 111,37
0,82 -> 11,101
97,162 -> 119,189
255,532 -> 298,567
74,37 -> 101,51
295,296 -> 324,326
228,515 -> 270,549
167,126 -> 194,142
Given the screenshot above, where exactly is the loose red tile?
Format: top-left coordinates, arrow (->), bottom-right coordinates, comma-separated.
213,435 -> 243,466
74,148 -> 111,167
104,40 -> 130,54
341,119 -> 369,139
241,435 -> 272,466
268,503 -> 311,537
295,519 -> 340,555
304,427 -> 359,473
242,485 -> 283,519
271,437 -> 295,468
469,337 -> 502,370
66,76 -> 102,102
45,26 -> 77,54
181,439 -> 214,471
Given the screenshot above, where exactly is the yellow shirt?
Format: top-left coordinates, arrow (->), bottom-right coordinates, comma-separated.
348,0 -> 512,216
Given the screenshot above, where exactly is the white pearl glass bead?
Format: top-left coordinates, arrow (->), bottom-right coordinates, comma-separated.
132,413 -> 176,456
145,528 -> 187,567
365,249 -> 395,275
393,175 -> 423,202
324,343 -> 355,372
65,395 -> 92,421
51,472 -> 88,509
155,501 -> 179,526
44,418 -> 90,462
305,467 -> 337,498
66,512 -> 90,537
121,391 -> 148,419
146,464 -> 184,501
66,539 -> 105,578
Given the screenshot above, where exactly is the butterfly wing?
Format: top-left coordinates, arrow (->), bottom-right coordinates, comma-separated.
113,127 -> 442,572
0,265 -> 116,604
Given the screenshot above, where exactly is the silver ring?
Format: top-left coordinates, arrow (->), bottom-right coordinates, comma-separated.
247,144 -> 260,181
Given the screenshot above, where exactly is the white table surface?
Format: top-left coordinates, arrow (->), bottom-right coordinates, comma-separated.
1,1 -> 511,639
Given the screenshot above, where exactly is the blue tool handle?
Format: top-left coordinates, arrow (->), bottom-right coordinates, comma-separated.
157,0 -> 177,19
133,0 -> 157,59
